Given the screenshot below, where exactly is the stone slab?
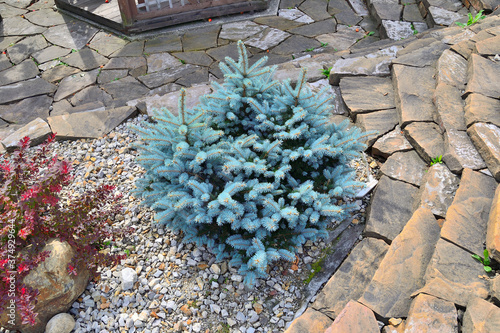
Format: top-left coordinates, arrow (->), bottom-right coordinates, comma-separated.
0,54 -> 11,72
434,82 -> 466,132
43,21 -> 98,50
41,65 -> 80,83
111,41 -> 144,57
61,48 -> 108,71
0,16 -> 46,36
285,308 -> 333,333
253,16 -> 304,31
0,78 -> 56,104
428,6 -> 463,26
138,64 -> 199,89
144,35 -> 182,54
103,56 -> 146,70
380,150 -> 427,186
365,175 -> 419,242
47,106 -> 137,140
404,122 -> 445,164
278,8 -> 314,23
175,67 -> 208,87
416,238 -> 489,307
392,41 -> 449,67
454,168 -> 498,205
7,34 -> 48,64
436,49 -> 467,89
0,3 -> 27,17
219,21 -> 265,41
0,59 -> 39,86
325,301 -> 379,333
24,8 -> 68,26
0,37 -> 23,53
468,123 -> 500,181
465,54 -> 500,99
339,76 -> 394,116
245,28 -> 292,51
171,51 -> 213,67
330,55 -> 393,85
381,20 -> 414,40
462,298 -> 500,333
492,275 -> 500,304
487,184 -> 500,263
97,69 -> 128,85
392,65 -> 436,127
32,45 -> 71,65
443,129 -> 486,173
0,95 -> 52,125
356,109 -> 399,146
404,294 -> 458,333
316,28 -> 366,52
1,118 -> 51,150
300,0 -> 332,21
288,19 -> 337,38
372,125 -> 413,158
146,53 -> 182,73
70,86 -> 113,107
3,0 -> 32,8
360,207 -> 440,318
88,31 -> 129,57
474,35 -> 500,56
403,3 -> 425,22
182,25 -> 220,51
206,44 -> 240,62
312,238 -> 389,320
101,76 -> 149,100
464,93 -> 500,128
53,70 -> 98,102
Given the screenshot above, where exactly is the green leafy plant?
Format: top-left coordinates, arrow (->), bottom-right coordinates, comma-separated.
179,59 -> 186,64
320,42 -> 328,47
430,155 -> 443,166
410,23 -> 418,35
320,66 -> 333,79
472,249 -> 492,273
367,31 -> 375,36
71,49 -> 78,53
124,249 -> 130,256
456,10 -> 486,28
305,47 -> 315,52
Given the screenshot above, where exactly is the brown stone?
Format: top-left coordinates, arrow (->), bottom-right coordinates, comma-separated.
486,184 -> 500,262
53,70 -> 98,102
450,39 -> 475,59
285,308 -> 333,333
372,125 -> 413,158
312,238 -> 389,320
392,40 -> 449,67
380,150 -> 427,186
465,54 -> 500,99
359,207 -> 441,318
453,168 -> 498,204
1,118 -> 52,151
339,76 -> 395,116
436,49 -> 467,89
474,35 -> 500,56
433,82 -> 466,132
392,65 -> 436,127
404,294 -> 458,333
329,55 -> 394,86
382,323 -> 405,333
416,239 -> 489,307
462,298 -> 500,333
491,275 -> 500,303
404,122 -> 445,164
464,93 -> 500,128
467,123 -> 500,181
443,129 -> 487,173
324,301 -> 379,333
356,109 -> 399,146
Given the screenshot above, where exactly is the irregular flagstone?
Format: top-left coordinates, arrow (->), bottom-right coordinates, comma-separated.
356,109 -> 399,146
396,37 -> 437,57
428,6 -> 463,25
468,123 -> 500,181
219,21 -> 265,41
474,35 -> 500,55
7,34 -> 48,64
137,65 -> 200,89
4,0 -> 32,8
312,238 -> 389,320
0,3 -> 27,17
1,118 -> 52,150
103,56 -> 146,70
348,0 -> 369,15
464,93 -> 500,128
50,101 -> 105,117
101,76 -> 149,100
367,0 -> 402,22
372,125 -> 413,158
88,31 -> 129,57
436,49 -> 467,89
443,129 -> 487,173
441,197 -> 492,254
0,59 -> 39,86
0,36 -> 23,53
0,54 -> 11,72
144,35 -> 182,54
182,25 -> 220,51
339,77 -> 395,116
433,82 -> 466,132
53,70 -> 98,102
171,52 -> 213,67
61,48 -> 109,71
175,67 -> 209,87
324,301 -> 379,333
392,65 -> 436,126
450,40 -> 476,61
32,45 -> 71,65
329,1 -> 363,26
404,122 -> 445,164
28,0 -> 56,10
454,168 -> 498,205
47,106 -> 137,140
364,175 -> 419,242
381,20 -> 414,40
465,54 -> 500,99
492,275 -> 500,303
285,308 -> 333,333
462,298 -> 500,333
110,41 -> 144,57
424,0 -> 464,12
70,86 -> 113,107
0,95 -> 52,125
24,8 -> 68,26
487,185 -> 500,262
299,0 -> 332,21
253,16 -> 304,31
442,29 -> 476,45
330,55 -> 393,85
380,151 -> 428,186
288,19 -> 337,38
360,207 -> 440,318
415,238 -> 489,307
0,16 -> 46,36
97,69 -> 128,84
404,294 -> 458,333
392,41 -> 449,67
316,28 -> 366,52
245,28 -> 292,51
206,44 -> 240,62
43,21 -> 98,50
0,78 -> 56,104
146,53 -> 182,74
403,3 -> 425,22
41,65 -> 80,83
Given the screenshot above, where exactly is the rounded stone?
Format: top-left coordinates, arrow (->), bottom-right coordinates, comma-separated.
45,313 -> 76,333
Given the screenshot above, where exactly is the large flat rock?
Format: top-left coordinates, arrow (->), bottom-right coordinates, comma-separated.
339,77 -> 394,116
0,59 -> 39,86
61,48 -> 109,71
0,16 -> 46,36
253,16 -> 304,31
47,106 -> 137,140
70,86 -> 113,107
53,70 -> 98,102
465,54 -> 500,99
404,294 -> 458,333
88,31 -> 129,57
416,239 -> 489,307
381,20 -> 414,40
316,28 -> 365,52
392,41 -> 449,67
220,21 -> 266,41
182,25 -> 219,51
453,168 -> 498,205
328,0 -> 362,26
487,185 -> 500,262
43,21 -> 98,50
464,93 -> 500,128
32,45 -> 71,65
270,34 -> 317,54
285,308 -> 332,333
467,123 -> 500,181
392,65 -> 436,126
7,35 -> 48,64
372,125 -> 413,158
356,109 -> 399,146
324,301 -> 379,333
462,298 -> 500,333
443,129 -> 486,173
288,19 -> 337,38
300,0 -> 332,21
404,122 -> 445,164
146,53 -> 183,74
436,49 -> 467,89
1,118 -> 52,150
380,150 -> 427,186
365,175 -> 419,242
101,76 -> 149,100
312,238 -> 389,320
41,65 -> 80,83
428,6 -> 463,26
330,55 -> 393,85
359,207 -> 440,318
137,65 -> 200,89
144,35 -> 182,54
434,82 -> 466,132
24,8 -> 68,26
0,78 -> 56,104
474,35 -> 500,56
104,56 -> 147,70
111,40 -> 144,57
172,52 -> 213,67
0,95 -> 52,125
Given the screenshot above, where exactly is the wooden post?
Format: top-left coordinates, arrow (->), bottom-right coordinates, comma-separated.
117,0 -> 137,26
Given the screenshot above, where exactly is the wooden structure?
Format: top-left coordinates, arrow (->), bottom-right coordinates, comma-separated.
55,0 -> 268,34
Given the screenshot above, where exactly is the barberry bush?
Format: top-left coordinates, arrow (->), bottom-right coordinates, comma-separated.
0,134 -> 127,325
129,41 -> 371,287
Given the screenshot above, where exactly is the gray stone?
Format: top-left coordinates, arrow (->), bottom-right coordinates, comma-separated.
339,76 -> 394,116
443,129 -> 486,173
428,6 -> 463,26
450,39 -> 475,59
324,301 -> 379,333
300,0 -> 331,21
32,45 -> 71,65
146,53 -> 182,73
416,239 -> 489,307
182,25 -> 220,51
474,35 -> 500,56
369,0 -> 402,22
7,34 -> 48,64
101,76 -> 149,100
88,31 -> 129,57
45,313 -> 75,333
0,3 -> 27,17
0,16 -> 46,36
47,106 -> 137,140
381,20 -> 414,40
138,65 -> 200,89
143,84 -> 212,117
4,0 -> 32,8
442,28 -> 476,45
24,8 -> 68,26
492,275 -> 500,303
424,0 -> 464,12
50,101 -> 105,117
316,28 -> 366,52
121,267 -> 138,291
328,0 -> 363,25
27,0 -> 55,10
54,70 -> 98,102
277,9 -> 314,23
404,294 -> 458,333
454,168 -> 498,205
219,21 -> 265,41
111,41 -> 144,57
392,65 -> 436,126
41,65 -> 80,83
329,55 -> 393,85
466,54 -> 500,100
1,118 -> 51,150
206,44 -> 240,62
403,3 -> 425,22
462,298 -> 500,333
61,49 -> 108,71
175,67 -> 209,87
43,21 -> 98,50
0,54 -> 11,72
436,49 -> 467,89
356,109 -> 399,146
392,41 -> 449,67
404,122 -> 445,164
97,69 -> 128,84
0,95 -> 52,125
245,28 -> 292,51
360,207 -> 440,318
464,93 -> 500,128
288,19 -> 337,37
380,151 -> 428,186
104,56 -> 146,70
0,78 -> 56,104
144,35 -> 182,54
253,16 -> 304,31
348,0 -> 369,15
372,125 -> 413,158
434,82 -> 466,132
365,175 -> 419,242
487,184 -> 500,263
70,86 -> 113,106
0,59 -> 39,86
468,123 -> 500,181
312,238 -> 389,320
172,52 -> 213,67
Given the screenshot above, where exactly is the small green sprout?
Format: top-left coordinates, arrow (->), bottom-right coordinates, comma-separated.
472,249 -> 492,273
179,59 -> 186,64
320,66 -> 333,78
410,23 -> 418,35
320,42 -> 328,47
456,10 -> 486,28
305,47 -> 315,52
367,31 -> 375,36
71,49 -> 78,53
430,155 -> 443,166
124,249 -> 130,256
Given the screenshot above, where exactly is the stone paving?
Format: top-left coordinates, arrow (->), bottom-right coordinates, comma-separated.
1,0 -> 500,332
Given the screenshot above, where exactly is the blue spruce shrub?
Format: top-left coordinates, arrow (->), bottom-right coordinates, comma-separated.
129,41 -> 372,287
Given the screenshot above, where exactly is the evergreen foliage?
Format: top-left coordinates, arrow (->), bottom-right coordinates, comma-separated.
129,41 -> 371,287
